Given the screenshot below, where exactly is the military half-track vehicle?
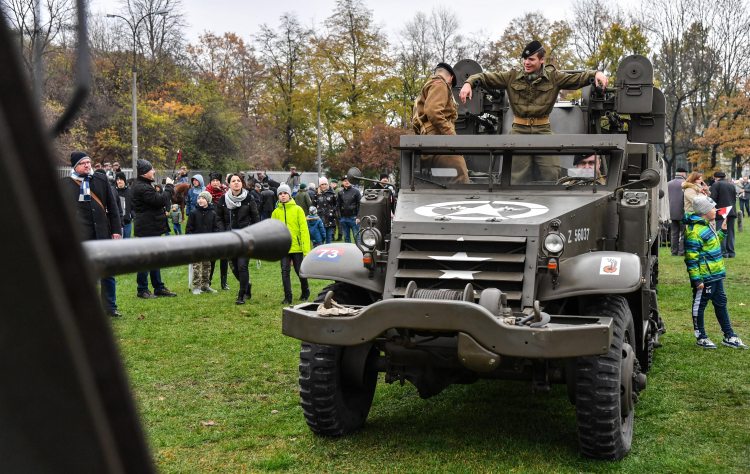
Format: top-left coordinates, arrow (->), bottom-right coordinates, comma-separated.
282,55 -> 666,460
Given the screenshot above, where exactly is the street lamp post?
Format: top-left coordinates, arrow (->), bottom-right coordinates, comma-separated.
311,71 -> 343,181
106,9 -> 168,175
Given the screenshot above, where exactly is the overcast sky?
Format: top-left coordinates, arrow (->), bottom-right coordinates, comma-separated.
88,0 -> 630,45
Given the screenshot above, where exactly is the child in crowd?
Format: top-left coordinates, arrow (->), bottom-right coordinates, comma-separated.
272,184 -> 310,304
186,191 -> 219,294
683,195 -> 747,349
169,204 -> 183,235
306,206 -> 326,247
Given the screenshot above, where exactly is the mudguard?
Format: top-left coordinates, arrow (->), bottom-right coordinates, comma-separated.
537,251 -> 642,301
299,243 -> 385,293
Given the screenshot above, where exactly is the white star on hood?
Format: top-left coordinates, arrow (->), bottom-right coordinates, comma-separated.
448,203 -> 504,218
439,270 -> 481,280
430,252 -> 490,262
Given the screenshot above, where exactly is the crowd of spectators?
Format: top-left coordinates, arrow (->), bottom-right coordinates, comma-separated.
65,152 -> 393,315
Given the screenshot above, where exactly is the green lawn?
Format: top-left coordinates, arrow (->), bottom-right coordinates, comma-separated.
111,230 -> 750,473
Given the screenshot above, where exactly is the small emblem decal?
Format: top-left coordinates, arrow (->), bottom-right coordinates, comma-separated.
312,248 -> 345,262
600,257 -> 621,275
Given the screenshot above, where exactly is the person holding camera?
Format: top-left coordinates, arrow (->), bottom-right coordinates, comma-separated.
131,159 -> 178,299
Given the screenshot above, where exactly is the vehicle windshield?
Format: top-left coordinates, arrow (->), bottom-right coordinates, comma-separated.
411,151 -> 611,188
509,152 -> 610,186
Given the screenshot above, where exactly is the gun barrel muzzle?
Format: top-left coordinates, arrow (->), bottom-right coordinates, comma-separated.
83,219 -> 291,277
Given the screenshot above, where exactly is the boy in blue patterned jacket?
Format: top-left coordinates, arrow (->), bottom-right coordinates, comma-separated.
683,195 -> 746,349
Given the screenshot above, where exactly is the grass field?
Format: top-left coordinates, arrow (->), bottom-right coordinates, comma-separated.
111,225 -> 750,473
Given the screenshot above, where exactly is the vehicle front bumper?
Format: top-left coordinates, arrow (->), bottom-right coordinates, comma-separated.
282,299 -> 613,359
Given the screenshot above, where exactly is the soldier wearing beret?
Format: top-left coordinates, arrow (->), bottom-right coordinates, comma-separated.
413,62 -> 469,183
459,40 -> 609,183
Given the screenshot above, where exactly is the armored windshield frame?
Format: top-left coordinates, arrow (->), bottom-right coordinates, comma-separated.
398,134 -> 628,192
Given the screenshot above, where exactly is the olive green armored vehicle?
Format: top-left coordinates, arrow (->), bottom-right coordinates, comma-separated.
282,55 -> 667,460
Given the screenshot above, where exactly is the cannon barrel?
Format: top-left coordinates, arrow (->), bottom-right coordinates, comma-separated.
83,218 -> 291,277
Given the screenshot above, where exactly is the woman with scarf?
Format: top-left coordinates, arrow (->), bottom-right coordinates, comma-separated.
217,173 -> 261,304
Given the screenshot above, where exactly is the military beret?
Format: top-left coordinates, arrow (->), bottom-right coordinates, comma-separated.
299,183 -> 307,189
435,62 -> 457,87
331,179 -> 338,183
522,40 -> 544,59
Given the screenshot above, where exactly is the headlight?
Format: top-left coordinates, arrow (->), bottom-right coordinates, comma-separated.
361,229 -> 378,248
543,233 -> 564,254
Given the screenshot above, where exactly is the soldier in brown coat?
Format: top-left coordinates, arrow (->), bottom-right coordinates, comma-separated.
413,62 -> 469,183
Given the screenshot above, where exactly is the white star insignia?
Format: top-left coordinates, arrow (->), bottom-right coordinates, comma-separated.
439,270 -> 481,280
430,252 -> 490,262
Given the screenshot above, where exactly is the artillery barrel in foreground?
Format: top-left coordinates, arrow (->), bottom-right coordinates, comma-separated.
84,218 -> 291,277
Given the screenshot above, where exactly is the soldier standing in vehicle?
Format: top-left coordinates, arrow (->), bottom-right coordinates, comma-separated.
459,40 -> 609,182
413,62 -> 469,183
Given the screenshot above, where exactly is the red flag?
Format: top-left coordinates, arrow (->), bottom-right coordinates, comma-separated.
718,206 -> 732,218
176,149 -> 182,164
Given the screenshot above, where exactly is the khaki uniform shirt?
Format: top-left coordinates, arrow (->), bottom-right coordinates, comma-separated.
413,75 -> 458,135
466,65 -> 596,120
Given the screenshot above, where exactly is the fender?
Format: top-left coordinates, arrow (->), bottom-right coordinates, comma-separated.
538,251 -> 642,301
299,243 -> 385,294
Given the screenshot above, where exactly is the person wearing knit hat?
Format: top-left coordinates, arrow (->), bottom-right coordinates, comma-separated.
294,181 -> 312,216
206,171 -> 229,289
63,151 -> 123,316
683,194 -> 746,349
319,176 -> 328,186
198,190 -> 212,203
131,157 -> 177,299
313,177 -> 338,243
272,182 -> 310,304
186,191 -> 220,294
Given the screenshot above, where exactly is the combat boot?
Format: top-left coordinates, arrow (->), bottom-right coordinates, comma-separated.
236,285 -> 247,305
281,293 -> 293,305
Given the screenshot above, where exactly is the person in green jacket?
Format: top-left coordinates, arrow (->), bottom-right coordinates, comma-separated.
683,195 -> 746,349
272,184 -> 311,304
294,182 -> 312,215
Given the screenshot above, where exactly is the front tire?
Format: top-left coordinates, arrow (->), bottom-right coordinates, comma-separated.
299,282 -> 378,436
574,295 -> 642,461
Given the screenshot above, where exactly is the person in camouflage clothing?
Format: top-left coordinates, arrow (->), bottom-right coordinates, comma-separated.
412,62 -> 469,184
683,195 -> 746,349
460,40 -> 608,183
186,191 -> 220,294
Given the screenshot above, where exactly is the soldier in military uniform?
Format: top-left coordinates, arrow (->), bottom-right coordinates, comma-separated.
558,154 -> 606,185
459,40 -> 609,183
413,62 -> 469,183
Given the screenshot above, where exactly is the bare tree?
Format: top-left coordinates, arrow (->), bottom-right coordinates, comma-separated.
255,12 -> 310,160
569,0 -> 623,69
638,0 -> 719,175
0,0 -> 73,94
118,0 -> 187,61
429,6 -> 463,64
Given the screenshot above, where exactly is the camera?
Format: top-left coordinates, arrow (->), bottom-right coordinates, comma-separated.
161,178 -> 167,184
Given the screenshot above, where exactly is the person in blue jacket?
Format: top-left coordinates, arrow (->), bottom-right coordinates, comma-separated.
185,173 -> 205,217
306,206 -> 326,247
